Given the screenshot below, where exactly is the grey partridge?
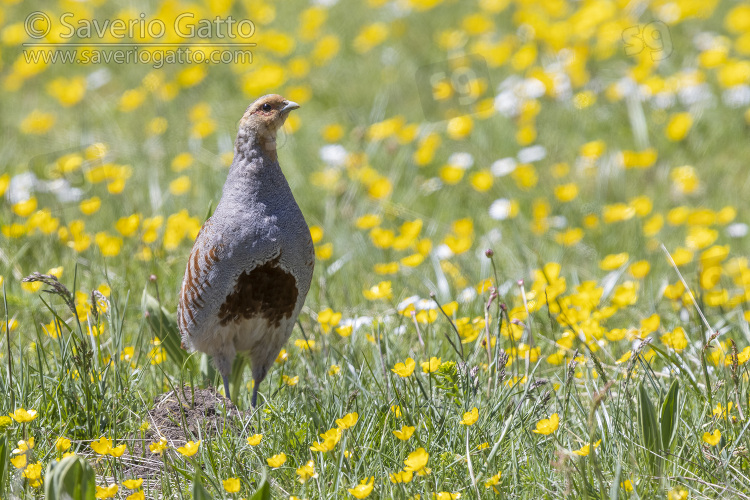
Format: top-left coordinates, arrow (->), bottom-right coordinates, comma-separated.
177,94 -> 315,407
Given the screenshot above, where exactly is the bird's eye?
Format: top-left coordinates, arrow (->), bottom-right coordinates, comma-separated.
262,103 -> 272,112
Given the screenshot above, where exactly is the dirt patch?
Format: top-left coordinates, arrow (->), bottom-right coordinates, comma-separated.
145,386 -> 250,444
121,386 -> 252,477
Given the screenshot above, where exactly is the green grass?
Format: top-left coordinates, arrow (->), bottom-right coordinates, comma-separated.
2,0 -> 750,498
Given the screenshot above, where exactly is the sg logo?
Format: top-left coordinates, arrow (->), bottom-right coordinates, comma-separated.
622,21 -> 673,61
416,54 -> 492,122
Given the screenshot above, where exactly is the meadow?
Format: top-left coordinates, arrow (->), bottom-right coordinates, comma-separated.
1,0 -> 750,498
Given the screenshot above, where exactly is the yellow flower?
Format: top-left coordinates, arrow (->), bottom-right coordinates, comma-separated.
294,339 -> 316,350
317,308 -> 342,333
122,478 -> 144,490
12,198 -> 38,217
353,22 -> 389,53
55,436 -> 72,452
363,281 -> 393,300
13,437 -> 34,454
336,325 -> 353,337
169,176 -> 191,195
347,476 -> 374,499
460,407 -> 479,426
393,425 -> 415,441
390,470 -> 413,483
126,491 -> 145,500
447,115 -> 473,140
368,177 -> 392,199
703,429 -> 721,446
421,357 -> 441,373
485,471 -> 502,489
10,408 -> 38,423
668,488 -> 689,500
615,351 -> 632,364
20,110 -> 55,134
267,452 -> 287,468
23,461 -> 42,483
328,364 -> 341,376
247,434 -> 263,446
572,440 -> 601,456
580,140 -> 605,159
91,437 -> 113,455
403,447 -> 429,473
621,480 -> 634,491
392,358 -> 416,377
110,443 -> 127,457
322,123 -> 344,142
599,253 -> 629,270
533,413 -> 559,435
356,214 -> 382,229
434,492 -> 461,500
671,165 -> 700,194
176,440 -> 201,457
95,484 -> 119,499
665,112 -> 693,141
629,261 -> 651,279
554,183 -> 579,202
149,437 -> 168,454
0,415 -> 13,430
391,405 -> 402,417
296,460 -> 317,483
11,454 -> 27,468
336,412 -> 359,430
310,428 -> 342,452
171,153 -> 194,172
470,170 -> 493,192
223,477 -> 241,493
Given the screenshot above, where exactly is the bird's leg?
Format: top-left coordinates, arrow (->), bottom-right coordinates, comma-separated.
222,374 -> 231,402
213,350 -> 235,402
251,381 -> 258,408
250,364 -> 268,408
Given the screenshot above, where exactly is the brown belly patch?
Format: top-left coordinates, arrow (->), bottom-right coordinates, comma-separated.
217,257 -> 298,327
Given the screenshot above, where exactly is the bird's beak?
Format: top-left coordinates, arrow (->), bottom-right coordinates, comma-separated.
281,101 -> 300,114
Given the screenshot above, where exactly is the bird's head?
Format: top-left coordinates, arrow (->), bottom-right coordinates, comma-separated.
240,94 -> 299,135
236,94 -> 299,161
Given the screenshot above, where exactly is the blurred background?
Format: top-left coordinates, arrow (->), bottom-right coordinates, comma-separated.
2,0 -> 750,496
1,0 -> 748,315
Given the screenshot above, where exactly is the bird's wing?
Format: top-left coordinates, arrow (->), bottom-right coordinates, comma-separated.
177,218 -> 225,339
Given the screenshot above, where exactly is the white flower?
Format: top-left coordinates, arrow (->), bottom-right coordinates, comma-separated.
490,158 -> 516,177
458,287 -> 477,303
489,198 -> 513,220
517,145 -> 546,163
397,295 -> 421,312
727,223 -> 748,238
435,244 -> 453,260
319,144 -> 347,167
448,152 -> 474,169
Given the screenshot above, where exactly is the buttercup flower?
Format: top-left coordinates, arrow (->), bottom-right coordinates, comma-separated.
176,440 -> 201,457
223,477 -> 240,493
393,425 -> 415,441
10,408 -> 38,423
392,358 -> 416,377
460,407 -> 479,426
267,453 -> 287,468
533,413 -> 559,435
347,476 -> 374,499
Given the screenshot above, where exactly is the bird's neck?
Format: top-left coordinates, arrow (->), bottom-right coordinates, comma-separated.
222,131 -> 291,206
235,127 -> 278,164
